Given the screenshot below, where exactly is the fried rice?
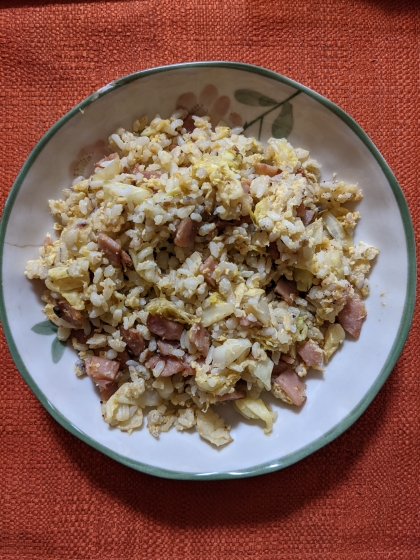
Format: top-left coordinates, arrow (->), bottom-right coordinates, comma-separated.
25,110 -> 378,446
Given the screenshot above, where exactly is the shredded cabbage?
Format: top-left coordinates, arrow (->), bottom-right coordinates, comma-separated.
212,339 -> 252,369
145,298 -> 196,325
248,357 -> 274,391
234,398 -> 277,434
323,323 -> 346,362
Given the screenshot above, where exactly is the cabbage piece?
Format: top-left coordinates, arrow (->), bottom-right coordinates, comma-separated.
196,408 -> 233,447
323,323 -> 345,362
212,339 -> 252,369
145,298 -> 196,325
294,269 -> 314,292
136,389 -> 163,408
247,297 -> 270,326
201,302 -> 235,327
234,398 -> 277,434
92,156 -> 121,181
248,357 -> 274,391
103,180 -> 152,205
306,219 -> 323,246
323,212 -> 352,249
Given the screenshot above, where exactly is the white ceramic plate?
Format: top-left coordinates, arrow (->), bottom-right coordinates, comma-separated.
0,62 -> 415,479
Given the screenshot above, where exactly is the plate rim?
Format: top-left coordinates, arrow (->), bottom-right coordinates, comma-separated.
0,61 -> 416,480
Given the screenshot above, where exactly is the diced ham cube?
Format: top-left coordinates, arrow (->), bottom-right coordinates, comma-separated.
99,382 -> 119,402
97,233 -> 121,265
297,339 -> 323,367
218,390 -> 247,401
71,329 -> 90,345
274,278 -> 299,304
121,250 -> 133,269
115,349 -> 131,368
85,356 -> 120,389
181,355 -> 197,376
142,171 -> 161,179
120,326 -> 145,356
160,356 -> 187,377
147,314 -> 184,340
174,217 -> 200,247
254,163 -> 280,177
296,203 -> 315,226
157,340 -> 181,356
54,301 -> 84,328
274,369 -> 306,406
337,293 -> 367,338
145,355 -> 161,370
199,256 -> 217,286
271,360 -> 289,376
268,242 -> 280,261
188,323 -> 210,357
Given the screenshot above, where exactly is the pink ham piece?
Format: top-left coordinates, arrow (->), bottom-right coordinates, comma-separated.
121,250 -> 133,269
297,339 -> 323,367
145,354 -> 193,377
142,170 -> 161,179
71,329 -> 90,345
271,360 -> 289,376
199,256 -> 217,286
160,356 -> 187,377
99,382 -> 119,402
337,293 -> 367,338
174,217 -> 200,247
97,233 -> 122,266
147,314 -> 184,340
254,162 -> 280,177
115,349 -> 131,368
85,356 -> 120,389
54,301 -> 84,328
157,340 -> 181,356
120,326 -> 145,356
274,278 -> 299,304
268,242 -> 280,261
274,369 -> 307,406
188,323 -> 210,357
145,355 -> 161,370
296,203 -> 315,226
218,390 -> 247,402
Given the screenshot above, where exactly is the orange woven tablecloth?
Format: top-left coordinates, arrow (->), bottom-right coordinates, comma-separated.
1,1 -> 419,559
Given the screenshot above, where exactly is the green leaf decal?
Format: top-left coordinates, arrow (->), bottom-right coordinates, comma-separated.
272,102 -> 294,138
31,320 -> 58,336
52,337 -> 66,364
235,89 -> 277,107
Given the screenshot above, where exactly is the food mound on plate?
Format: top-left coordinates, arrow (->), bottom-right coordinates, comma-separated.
25,110 -> 378,446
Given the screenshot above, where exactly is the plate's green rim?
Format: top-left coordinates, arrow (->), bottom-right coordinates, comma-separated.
0,61 -> 416,480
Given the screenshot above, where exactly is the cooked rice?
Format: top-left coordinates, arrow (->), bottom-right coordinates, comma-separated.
25,110 -> 378,446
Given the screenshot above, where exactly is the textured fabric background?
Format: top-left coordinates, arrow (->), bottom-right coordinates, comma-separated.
1,1 -> 419,559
